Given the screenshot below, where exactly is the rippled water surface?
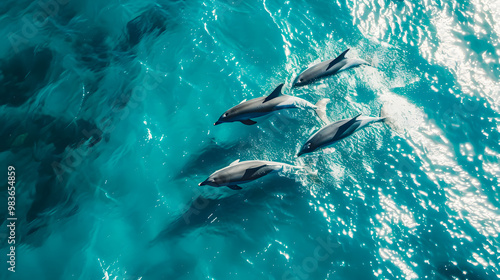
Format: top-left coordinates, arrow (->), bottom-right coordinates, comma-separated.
0,0 -> 499,279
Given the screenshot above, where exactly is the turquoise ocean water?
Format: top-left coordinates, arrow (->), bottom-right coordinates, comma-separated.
1,0 -> 499,279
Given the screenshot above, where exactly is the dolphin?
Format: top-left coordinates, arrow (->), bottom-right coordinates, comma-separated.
214,83 -> 330,125
198,160 -> 296,190
297,113 -> 386,156
293,49 -> 369,87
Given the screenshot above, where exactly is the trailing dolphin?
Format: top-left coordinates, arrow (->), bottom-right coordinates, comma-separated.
293,49 -> 369,87
297,112 -> 386,156
199,160 -> 296,190
214,83 -> 330,125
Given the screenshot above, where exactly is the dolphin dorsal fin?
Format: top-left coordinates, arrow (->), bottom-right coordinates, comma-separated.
352,113 -> 362,120
264,83 -> 284,102
230,159 -> 240,166
326,49 -> 350,71
341,113 -> 362,129
238,99 -> 247,104
336,113 -> 363,138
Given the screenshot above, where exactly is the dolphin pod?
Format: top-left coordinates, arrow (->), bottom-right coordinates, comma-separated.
214,83 -> 330,125
198,47 -> 386,190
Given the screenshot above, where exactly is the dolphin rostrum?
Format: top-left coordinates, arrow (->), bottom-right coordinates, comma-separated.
214,83 -> 330,125
198,160 -> 296,190
293,49 -> 369,87
297,113 -> 386,156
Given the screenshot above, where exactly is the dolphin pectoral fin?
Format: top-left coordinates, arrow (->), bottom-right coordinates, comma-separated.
326,49 -> 350,71
241,119 -> 257,125
227,185 -> 243,190
264,83 -> 284,102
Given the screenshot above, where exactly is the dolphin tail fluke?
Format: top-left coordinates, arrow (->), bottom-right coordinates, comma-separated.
379,105 -> 389,122
360,58 -> 371,67
291,161 -> 322,183
380,104 -> 397,130
368,53 -> 379,68
305,167 -> 322,184
314,98 -> 331,124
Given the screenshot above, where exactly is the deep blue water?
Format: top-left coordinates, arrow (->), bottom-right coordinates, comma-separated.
0,0 -> 499,279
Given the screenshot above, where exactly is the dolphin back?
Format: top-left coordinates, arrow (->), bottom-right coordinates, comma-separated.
294,48 -> 369,87
305,115 -> 362,151
212,160 -> 285,186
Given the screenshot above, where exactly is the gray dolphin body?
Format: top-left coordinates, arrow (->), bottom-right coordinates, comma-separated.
297,114 -> 386,156
199,160 -> 296,190
215,84 -> 330,125
293,49 -> 369,87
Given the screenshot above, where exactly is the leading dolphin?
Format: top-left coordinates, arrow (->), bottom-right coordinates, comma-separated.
297,113 -> 386,156
293,49 -> 369,87
199,160 -> 296,190
214,83 -> 330,125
